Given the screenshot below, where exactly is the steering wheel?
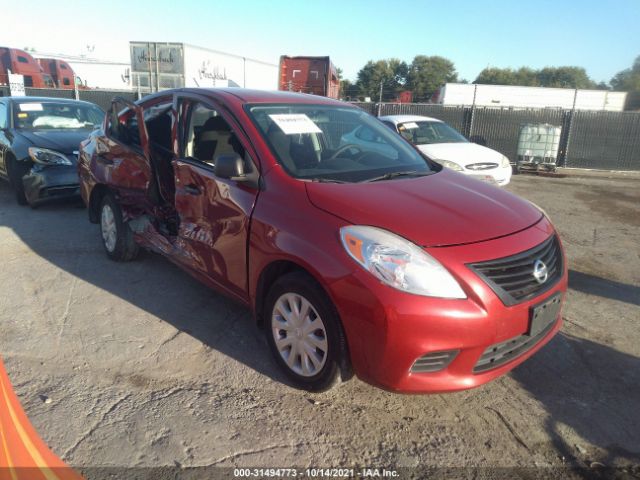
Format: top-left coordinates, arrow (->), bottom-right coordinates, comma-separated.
328,144 -> 364,160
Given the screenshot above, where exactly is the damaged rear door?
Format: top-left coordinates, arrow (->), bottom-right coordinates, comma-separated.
93,97 -> 154,207
172,95 -> 260,302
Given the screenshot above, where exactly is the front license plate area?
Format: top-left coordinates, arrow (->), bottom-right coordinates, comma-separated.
529,293 -> 562,336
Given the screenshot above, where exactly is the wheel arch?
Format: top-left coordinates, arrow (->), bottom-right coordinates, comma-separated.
253,258 -> 353,380
88,184 -> 110,224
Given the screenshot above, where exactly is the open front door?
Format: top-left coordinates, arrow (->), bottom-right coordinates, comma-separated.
93,97 -> 154,203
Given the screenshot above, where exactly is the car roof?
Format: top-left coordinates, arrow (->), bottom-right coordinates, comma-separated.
140,88 -> 350,107
379,114 -> 443,125
4,96 -> 100,108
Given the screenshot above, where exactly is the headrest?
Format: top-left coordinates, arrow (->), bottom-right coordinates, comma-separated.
202,116 -> 230,132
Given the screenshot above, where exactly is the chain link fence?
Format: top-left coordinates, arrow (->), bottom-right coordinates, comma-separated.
351,102 -> 640,171
1,86 -> 638,171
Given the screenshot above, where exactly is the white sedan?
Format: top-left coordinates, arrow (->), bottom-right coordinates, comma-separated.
371,115 -> 512,186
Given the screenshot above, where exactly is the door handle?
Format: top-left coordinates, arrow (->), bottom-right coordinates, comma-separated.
184,184 -> 201,195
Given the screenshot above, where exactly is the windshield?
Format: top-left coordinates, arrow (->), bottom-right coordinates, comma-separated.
246,104 -> 433,183
13,101 -> 104,130
398,121 -> 468,145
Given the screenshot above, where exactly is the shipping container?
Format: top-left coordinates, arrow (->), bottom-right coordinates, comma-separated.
278,56 -> 339,99
129,41 -> 278,92
431,83 -> 628,111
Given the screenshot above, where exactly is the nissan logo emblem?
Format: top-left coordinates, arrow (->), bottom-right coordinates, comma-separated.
532,259 -> 549,284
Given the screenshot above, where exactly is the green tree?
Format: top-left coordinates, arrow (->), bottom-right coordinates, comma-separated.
611,56 -> 640,110
475,67 -> 538,86
340,78 -> 360,100
406,55 -> 457,102
475,67 -> 517,85
536,67 -> 596,89
475,66 -> 596,89
355,59 -> 408,101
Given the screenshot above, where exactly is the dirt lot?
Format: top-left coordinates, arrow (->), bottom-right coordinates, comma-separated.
0,171 -> 639,478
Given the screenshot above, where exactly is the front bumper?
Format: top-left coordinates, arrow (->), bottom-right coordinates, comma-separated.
328,217 -> 567,393
464,165 -> 512,186
22,164 -> 80,206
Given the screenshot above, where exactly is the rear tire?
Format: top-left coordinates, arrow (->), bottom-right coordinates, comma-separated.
99,193 -> 139,262
264,271 -> 347,392
7,157 -> 29,206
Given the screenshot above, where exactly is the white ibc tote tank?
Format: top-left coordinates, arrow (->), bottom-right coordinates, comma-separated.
516,123 -> 562,172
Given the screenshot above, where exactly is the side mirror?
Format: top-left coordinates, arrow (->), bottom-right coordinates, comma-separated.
214,153 -> 245,180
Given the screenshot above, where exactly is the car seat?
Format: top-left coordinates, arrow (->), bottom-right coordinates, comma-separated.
195,116 -> 235,164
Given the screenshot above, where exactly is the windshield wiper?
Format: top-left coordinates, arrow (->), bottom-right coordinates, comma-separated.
306,178 -> 350,184
361,170 -> 433,183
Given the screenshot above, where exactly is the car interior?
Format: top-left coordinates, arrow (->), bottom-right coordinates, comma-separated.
113,100 -> 252,209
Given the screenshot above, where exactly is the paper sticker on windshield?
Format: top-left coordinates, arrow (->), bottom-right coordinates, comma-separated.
19,103 -> 44,112
269,114 -> 322,135
401,122 -> 419,130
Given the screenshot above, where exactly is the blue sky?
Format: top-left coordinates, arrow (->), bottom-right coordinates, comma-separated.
1,0 -> 638,83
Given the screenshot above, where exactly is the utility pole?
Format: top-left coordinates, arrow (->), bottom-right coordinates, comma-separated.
377,81 -> 383,116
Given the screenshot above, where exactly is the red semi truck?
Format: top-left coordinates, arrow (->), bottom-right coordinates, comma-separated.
0,47 -> 52,88
278,56 -> 339,99
37,58 -> 76,89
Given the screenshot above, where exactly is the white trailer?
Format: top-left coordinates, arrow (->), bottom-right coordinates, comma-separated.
31,52 -> 132,90
432,83 -> 628,111
129,41 -> 278,92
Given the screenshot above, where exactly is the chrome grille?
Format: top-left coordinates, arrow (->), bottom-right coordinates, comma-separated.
466,162 -> 499,171
411,350 -> 458,373
468,235 -> 563,306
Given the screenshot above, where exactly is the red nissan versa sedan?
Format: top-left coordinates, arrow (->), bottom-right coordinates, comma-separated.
78,89 -> 567,393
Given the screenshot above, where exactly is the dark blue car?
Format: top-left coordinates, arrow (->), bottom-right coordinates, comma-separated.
0,96 -> 103,207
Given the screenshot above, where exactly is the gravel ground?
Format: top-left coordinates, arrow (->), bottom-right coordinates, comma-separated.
0,170 -> 639,478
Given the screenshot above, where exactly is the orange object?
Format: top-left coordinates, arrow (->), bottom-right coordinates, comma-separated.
0,358 -> 83,480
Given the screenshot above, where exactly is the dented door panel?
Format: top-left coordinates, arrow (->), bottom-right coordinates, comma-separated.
173,159 -> 257,301
93,136 -> 152,193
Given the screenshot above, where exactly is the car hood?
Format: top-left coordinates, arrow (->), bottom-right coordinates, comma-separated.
305,169 -> 542,247
16,130 -> 91,155
417,142 -> 503,167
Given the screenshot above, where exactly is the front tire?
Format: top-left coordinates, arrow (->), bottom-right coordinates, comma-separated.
264,272 -> 346,392
7,157 -> 29,206
100,193 -> 139,262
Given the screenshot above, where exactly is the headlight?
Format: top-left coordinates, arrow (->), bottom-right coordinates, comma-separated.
500,155 -> 511,168
340,226 -> 466,299
28,147 -> 72,166
435,159 -> 463,172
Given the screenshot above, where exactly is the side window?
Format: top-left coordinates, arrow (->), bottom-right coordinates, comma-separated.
144,100 -> 173,153
183,102 -> 244,166
63,78 -> 70,86
0,103 -> 7,129
108,109 -> 140,147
